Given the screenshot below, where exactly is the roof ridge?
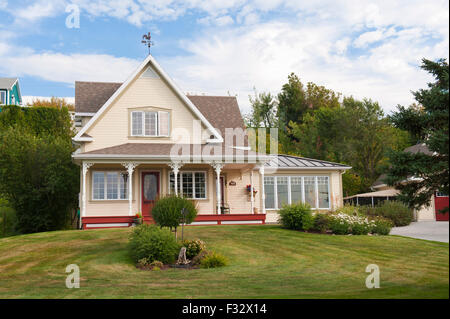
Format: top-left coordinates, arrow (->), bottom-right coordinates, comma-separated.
75,81 -> 123,84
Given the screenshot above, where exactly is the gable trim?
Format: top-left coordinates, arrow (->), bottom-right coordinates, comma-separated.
73,55 -> 223,143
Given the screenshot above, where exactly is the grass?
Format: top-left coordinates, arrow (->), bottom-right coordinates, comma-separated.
0,225 -> 448,298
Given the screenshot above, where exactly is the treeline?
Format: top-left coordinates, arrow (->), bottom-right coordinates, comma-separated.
244,73 -> 412,196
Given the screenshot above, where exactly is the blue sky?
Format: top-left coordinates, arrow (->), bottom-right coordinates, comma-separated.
0,0 -> 448,113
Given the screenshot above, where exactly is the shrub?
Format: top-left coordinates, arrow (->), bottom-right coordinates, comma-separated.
0,205 -> 18,238
335,204 -> 361,216
370,217 -> 394,235
191,250 -> 209,266
278,203 -> 314,231
129,224 -> 179,264
200,251 -> 228,269
328,213 -> 375,235
375,201 -> 414,226
151,195 -> 197,231
313,213 -> 332,233
182,239 -> 206,259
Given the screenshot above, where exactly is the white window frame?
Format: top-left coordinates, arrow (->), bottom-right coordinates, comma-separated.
264,175 -> 331,210
0,91 -> 6,105
168,171 -> 207,200
131,110 -> 170,137
92,171 -> 129,201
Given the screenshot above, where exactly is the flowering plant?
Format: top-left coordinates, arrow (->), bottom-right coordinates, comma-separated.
135,212 -> 142,219
246,185 -> 257,194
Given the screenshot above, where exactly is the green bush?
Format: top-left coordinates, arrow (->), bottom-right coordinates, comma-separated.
371,217 -> 393,235
278,203 -> 314,231
129,224 -> 179,264
329,216 -> 351,234
361,201 -> 413,226
313,213 -> 332,233
182,239 -> 206,259
200,251 -> 228,268
151,195 -> 197,231
0,205 -> 18,237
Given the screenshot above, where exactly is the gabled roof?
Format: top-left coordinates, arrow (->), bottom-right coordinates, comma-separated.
75,81 -> 121,113
0,78 -> 18,90
75,86 -> 245,136
265,154 -> 351,170
73,54 -> 223,143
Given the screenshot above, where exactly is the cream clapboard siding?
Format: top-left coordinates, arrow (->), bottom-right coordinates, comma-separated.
83,66 -> 209,153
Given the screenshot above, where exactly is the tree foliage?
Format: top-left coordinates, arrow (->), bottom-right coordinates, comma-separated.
26,97 -> 75,111
0,106 -> 78,233
385,58 -> 449,211
151,195 -> 198,232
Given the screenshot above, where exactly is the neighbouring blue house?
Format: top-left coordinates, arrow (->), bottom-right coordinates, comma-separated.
0,77 -> 22,106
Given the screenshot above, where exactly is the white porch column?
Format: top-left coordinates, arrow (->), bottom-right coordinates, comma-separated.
81,162 -> 94,224
250,169 -> 254,214
212,162 -> 223,214
168,162 -> 183,196
122,162 -> 138,216
259,166 -> 266,214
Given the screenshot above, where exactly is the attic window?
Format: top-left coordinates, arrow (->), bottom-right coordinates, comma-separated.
131,111 -> 170,137
141,66 -> 159,79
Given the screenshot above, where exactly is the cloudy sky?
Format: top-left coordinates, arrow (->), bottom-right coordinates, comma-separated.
0,0 -> 448,114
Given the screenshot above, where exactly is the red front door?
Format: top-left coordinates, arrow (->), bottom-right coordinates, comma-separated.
141,172 -> 159,221
435,193 -> 449,221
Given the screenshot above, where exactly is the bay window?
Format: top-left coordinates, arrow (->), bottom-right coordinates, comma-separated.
169,171 -> 206,199
92,171 -> 128,200
131,110 -> 170,137
263,175 -> 330,210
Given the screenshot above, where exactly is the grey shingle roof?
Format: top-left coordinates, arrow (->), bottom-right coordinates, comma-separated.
0,78 -> 17,90
265,154 -> 351,169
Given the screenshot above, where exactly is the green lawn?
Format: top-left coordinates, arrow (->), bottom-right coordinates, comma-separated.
0,225 -> 448,298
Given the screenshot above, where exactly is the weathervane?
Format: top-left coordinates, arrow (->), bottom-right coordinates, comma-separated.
141,32 -> 154,55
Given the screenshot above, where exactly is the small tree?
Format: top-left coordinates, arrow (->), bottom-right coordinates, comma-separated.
151,195 -> 197,238
386,58 -> 449,212
0,127 -> 79,233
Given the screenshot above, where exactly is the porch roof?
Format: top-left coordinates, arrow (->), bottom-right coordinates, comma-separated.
73,142 -> 265,162
265,154 -> 351,170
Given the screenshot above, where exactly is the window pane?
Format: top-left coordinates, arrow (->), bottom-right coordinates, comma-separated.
318,176 -> 329,208
145,112 -> 157,136
132,112 -> 142,135
194,172 -> 206,199
277,177 -> 289,208
291,176 -> 302,204
264,176 -> 275,209
169,172 -> 181,194
93,172 -> 104,200
182,172 -> 193,198
119,173 -> 128,199
304,177 -> 316,208
158,111 -> 169,136
0,91 -> 5,104
106,172 -> 118,199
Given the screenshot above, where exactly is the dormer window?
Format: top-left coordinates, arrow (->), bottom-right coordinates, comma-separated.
131,110 -> 170,137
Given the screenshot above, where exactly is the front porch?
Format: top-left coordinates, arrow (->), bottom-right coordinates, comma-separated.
78,160 -> 268,229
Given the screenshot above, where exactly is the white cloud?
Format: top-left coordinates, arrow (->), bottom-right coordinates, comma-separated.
0,0 -> 448,115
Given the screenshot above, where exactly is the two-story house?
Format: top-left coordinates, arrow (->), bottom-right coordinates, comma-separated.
72,55 -> 350,229
0,78 -> 22,106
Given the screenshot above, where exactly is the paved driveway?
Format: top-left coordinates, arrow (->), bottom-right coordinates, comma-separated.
390,221 -> 449,243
